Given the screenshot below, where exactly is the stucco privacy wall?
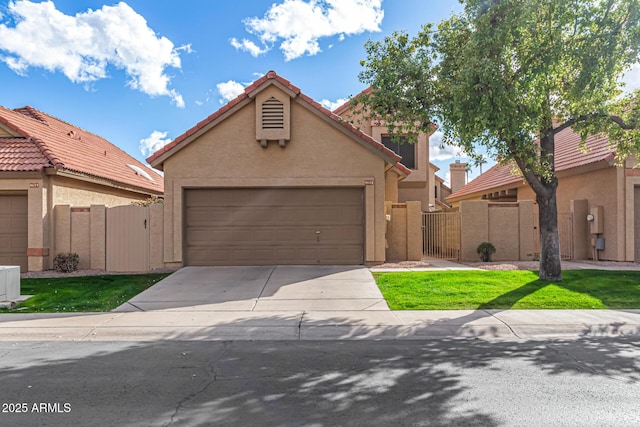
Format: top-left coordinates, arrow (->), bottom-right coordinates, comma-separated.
0,173 -> 153,271
518,166 -> 623,260
384,201 -> 422,262
459,200 -> 535,262
54,204 -> 163,272
160,85 -> 388,265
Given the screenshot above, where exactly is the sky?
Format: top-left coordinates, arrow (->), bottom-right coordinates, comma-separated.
1,0 -> 639,185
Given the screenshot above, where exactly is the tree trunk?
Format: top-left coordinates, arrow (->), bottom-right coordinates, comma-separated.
537,189 -> 562,281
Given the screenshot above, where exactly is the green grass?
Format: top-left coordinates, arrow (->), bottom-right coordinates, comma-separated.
0,273 -> 170,313
374,270 -> 640,310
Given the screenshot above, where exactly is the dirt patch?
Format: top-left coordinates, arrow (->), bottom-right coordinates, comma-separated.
373,260 -> 435,269
461,260 -> 640,271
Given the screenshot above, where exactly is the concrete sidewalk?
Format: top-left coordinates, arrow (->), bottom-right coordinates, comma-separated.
0,309 -> 638,341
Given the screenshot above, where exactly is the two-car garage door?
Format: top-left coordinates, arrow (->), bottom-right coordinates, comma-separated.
184,188 -> 364,265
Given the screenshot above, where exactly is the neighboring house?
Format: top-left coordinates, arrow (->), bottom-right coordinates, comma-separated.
333,89 -> 435,212
147,71 -> 411,267
446,126 -> 640,262
429,162 -> 452,210
0,106 -> 164,271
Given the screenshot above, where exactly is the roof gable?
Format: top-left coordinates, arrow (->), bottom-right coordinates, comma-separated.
147,71 -> 403,169
0,106 -> 163,193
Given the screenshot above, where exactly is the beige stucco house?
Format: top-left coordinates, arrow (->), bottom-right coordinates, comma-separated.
446,126 -> 640,262
333,89 -> 436,212
147,71 -> 412,267
0,106 -> 164,271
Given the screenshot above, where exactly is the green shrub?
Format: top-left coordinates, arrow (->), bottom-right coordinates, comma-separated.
476,242 -> 496,262
53,252 -> 79,273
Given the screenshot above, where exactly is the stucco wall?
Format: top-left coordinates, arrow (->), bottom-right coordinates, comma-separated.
0,127 -> 13,136
162,85 -> 388,265
336,102 -> 433,211
518,166 -> 621,260
51,176 -> 148,207
460,200 -> 534,262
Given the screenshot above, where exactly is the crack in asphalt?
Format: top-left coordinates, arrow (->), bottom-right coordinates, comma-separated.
165,342 -> 231,426
297,312 -> 305,340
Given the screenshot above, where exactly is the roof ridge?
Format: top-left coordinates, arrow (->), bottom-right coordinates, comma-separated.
13,106 -> 49,125
21,106 -> 110,141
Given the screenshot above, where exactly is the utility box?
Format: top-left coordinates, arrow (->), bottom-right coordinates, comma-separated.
0,266 -> 20,302
596,237 -> 605,251
589,206 -> 604,234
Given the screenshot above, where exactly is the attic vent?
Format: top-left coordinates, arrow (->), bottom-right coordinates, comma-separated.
262,97 -> 284,129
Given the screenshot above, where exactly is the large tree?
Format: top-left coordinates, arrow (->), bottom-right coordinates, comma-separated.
357,0 -> 640,280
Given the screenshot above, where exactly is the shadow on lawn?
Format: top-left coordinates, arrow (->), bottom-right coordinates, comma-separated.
478,270 -> 640,310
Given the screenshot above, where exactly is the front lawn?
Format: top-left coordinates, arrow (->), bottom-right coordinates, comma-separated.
0,273 -> 170,313
374,270 -> 640,310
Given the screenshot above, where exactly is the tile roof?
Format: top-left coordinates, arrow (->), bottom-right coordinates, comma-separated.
0,137 -> 50,171
0,106 -> 163,193
447,126 -> 616,201
147,71 -> 403,169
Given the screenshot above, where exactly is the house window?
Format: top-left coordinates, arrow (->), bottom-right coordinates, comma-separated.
435,185 -> 438,199
381,136 -> 415,169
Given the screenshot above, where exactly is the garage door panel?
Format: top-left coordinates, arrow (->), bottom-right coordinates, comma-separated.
185,188 -> 364,265
0,195 -> 28,270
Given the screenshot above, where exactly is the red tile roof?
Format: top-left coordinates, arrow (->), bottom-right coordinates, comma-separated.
0,137 -> 50,171
0,106 -> 163,193
147,71 -> 403,169
447,126 -> 616,201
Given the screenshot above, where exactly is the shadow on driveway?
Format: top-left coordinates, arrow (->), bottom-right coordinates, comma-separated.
114,265 -> 389,312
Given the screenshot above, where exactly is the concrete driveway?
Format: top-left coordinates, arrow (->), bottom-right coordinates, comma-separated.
115,265 -> 389,312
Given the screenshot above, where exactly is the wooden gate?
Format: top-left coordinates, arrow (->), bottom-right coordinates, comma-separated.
423,211 -> 461,260
106,205 -> 149,271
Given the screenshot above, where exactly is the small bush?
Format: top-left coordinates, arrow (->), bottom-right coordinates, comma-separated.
53,252 -> 79,273
476,242 -> 496,262
131,195 -> 164,207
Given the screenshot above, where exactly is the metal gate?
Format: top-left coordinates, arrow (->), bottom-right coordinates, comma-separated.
533,212 -> 573,260
422,211 -> 461,260
106,205 -> 150,271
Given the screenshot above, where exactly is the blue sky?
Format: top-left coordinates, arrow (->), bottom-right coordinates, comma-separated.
2,1 -> 638,184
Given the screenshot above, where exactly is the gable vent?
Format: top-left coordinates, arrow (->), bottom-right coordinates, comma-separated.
262,97 -> 284,129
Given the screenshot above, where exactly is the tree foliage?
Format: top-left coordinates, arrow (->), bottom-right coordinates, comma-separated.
358,0 -> 640,280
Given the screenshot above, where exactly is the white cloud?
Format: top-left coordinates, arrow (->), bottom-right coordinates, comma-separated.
140,130 -> 172,157
216,80 -> 246,103
430,131 -> 464,161
320,98 -> 348,111
0,1 -> 188,106
230,38 -> 269,57
621,63 -> 640,92
234,0 -> 384,61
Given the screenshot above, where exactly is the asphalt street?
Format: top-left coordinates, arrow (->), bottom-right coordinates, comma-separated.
1,337 -> 639,426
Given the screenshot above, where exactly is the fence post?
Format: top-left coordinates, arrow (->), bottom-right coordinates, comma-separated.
406,201 -> 422,261
90,205 -> 106,270
518,200 -> 535,261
